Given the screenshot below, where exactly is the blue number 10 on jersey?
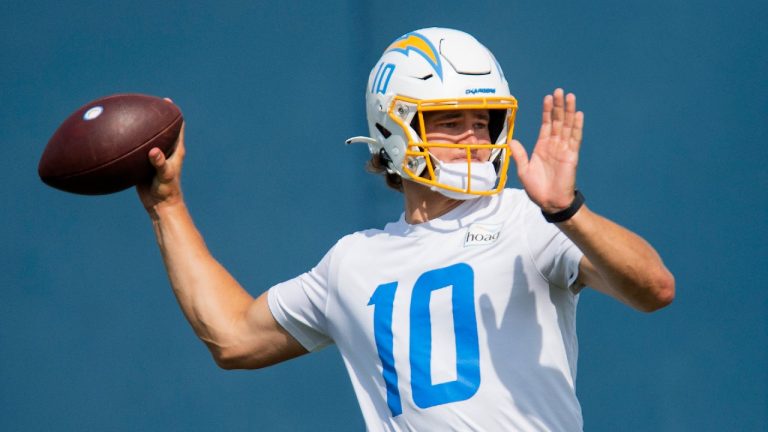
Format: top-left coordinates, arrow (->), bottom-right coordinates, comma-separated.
368,263 -> 480,417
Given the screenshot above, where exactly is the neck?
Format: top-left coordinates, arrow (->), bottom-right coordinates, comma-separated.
402,181 -> 464,224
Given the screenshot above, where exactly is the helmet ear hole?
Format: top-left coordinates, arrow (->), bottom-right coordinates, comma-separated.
375,123 -> 392,139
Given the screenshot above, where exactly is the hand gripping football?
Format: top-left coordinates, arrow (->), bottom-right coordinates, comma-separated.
38,94 -> 183,195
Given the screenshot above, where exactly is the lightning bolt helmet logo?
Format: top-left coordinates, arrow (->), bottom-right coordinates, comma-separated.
384,32 -> 444,81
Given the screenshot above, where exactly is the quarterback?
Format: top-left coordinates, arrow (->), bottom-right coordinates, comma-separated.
138,28 -> 674,431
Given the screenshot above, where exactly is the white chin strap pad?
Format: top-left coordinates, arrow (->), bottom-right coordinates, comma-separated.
430,160 -> 498,200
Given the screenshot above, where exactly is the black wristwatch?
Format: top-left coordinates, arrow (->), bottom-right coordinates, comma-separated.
541,190 -> 585,223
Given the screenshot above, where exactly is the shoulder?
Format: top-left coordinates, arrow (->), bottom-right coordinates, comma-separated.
314,225 -> 400,287
326,225 -> 397,260
337,225 -> 392,246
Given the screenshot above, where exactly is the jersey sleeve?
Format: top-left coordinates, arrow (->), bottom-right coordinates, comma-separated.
267,247 -> 335,352
522,198 -> 584,292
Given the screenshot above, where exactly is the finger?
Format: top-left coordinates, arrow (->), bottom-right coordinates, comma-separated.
551,88 -> 565,138
169,122 -> 186,162
570,111 -> 584,151
562,93 -> 576,141
538,94 -> 553,141
509,140 -> 529,177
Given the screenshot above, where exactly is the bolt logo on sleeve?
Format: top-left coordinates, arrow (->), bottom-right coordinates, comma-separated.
384,32 -> 444,81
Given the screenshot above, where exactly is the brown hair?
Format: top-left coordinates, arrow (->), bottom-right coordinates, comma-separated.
366,152 -> 404,193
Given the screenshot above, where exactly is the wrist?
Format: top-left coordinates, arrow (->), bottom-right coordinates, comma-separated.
146,196 -> 187,222
541,190 -> 585,223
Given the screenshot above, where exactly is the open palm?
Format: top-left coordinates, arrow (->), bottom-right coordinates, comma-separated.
510,89 -> 584,213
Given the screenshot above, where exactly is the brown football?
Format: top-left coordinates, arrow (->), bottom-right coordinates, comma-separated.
38,94 -> 183,195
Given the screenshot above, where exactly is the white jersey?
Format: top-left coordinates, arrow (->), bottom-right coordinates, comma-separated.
268,189 -> 585,431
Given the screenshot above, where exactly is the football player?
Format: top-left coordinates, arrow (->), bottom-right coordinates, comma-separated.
139,27 -> 674,431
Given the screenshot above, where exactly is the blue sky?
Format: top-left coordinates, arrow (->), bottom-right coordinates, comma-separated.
1,1 -> 766,430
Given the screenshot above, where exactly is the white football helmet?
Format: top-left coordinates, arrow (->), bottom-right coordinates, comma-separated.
347,27 -> 517,198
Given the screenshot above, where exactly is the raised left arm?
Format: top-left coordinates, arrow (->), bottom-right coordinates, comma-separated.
510,89 -> 674,312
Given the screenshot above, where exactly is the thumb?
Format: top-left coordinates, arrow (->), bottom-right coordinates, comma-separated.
148,147 -> 174,183
148,147 -> 167,170
509,140 -> 529,176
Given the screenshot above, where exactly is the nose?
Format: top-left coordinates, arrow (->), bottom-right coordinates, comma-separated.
458,129 -> 479,143
453,130 -> 486,161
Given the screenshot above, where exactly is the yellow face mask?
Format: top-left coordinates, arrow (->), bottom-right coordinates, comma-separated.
388,95 -> 518,197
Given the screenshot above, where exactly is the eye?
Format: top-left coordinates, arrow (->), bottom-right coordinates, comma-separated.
432,120 -> 459,130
